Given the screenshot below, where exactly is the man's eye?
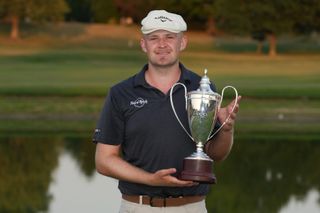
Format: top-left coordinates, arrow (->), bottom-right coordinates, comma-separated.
167,36 -> 175,39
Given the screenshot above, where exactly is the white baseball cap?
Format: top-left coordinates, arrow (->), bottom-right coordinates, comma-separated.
141,10 -> 187,34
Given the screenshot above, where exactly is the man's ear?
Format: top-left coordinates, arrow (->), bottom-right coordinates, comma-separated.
140,38 -> 147,53
179,35 -> 188,51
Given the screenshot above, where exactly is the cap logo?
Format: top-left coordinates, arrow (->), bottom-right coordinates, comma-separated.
155,16 -> 173,22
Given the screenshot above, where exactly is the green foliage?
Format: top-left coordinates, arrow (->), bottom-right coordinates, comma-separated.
90,0 -> 119,22
0,137 -> 60,212
112,0 -> 163,22
213,0 -> 250,35
65,0 -> 92,22
0,0 -> 69,21
292,0 -> 320,33
214,0 -> 320,36
0,0 -> 25,18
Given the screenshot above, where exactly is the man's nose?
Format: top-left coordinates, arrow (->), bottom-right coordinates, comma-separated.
158,38 -> 167,47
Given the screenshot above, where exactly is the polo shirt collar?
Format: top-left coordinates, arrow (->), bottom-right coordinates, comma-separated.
133,63 -> 192,88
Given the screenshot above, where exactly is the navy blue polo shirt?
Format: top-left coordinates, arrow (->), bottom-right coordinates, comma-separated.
93,63 -> 217,197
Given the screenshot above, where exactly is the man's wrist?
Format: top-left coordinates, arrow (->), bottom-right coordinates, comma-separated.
221,127 -> 234,134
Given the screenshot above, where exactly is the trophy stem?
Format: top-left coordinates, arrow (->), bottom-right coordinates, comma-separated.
196,143 -> 203,149
189,142 -> 211,160
196,142 -> 204,151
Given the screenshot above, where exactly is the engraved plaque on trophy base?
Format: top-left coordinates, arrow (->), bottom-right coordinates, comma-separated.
180,158 -> 216,184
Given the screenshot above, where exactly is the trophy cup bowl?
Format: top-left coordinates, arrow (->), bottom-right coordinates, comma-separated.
170,69 -> 238,184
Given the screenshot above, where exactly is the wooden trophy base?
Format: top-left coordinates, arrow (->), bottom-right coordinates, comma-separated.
179,158 -> 216,184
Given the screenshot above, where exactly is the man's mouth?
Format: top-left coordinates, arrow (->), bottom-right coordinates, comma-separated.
156,50 -> 170,56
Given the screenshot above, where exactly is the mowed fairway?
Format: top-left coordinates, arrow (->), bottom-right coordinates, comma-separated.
0,24 -> 319,137
1,43 -> 320,98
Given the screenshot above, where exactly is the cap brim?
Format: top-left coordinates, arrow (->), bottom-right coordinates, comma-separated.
141,28 -> 183,34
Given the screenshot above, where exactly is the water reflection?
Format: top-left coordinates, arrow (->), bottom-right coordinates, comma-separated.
48,150 -> 120,213
279,189 -> 320,213
0,136 -> 121,213
0,136 -> 59,212
0,135 -> 319,213
207,137 -> 320,213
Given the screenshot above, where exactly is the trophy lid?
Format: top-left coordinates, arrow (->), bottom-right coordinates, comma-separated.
188,69 -> 220,99
198,69 -> 214,93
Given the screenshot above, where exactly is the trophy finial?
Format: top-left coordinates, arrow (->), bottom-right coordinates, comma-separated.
199,69 -> 214,93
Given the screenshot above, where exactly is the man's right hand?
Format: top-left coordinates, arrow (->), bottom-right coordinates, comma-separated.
149,168 -> 198,187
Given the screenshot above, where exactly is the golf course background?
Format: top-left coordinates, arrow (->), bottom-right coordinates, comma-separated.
1,22 -> 320,213
0,23 -> 320,138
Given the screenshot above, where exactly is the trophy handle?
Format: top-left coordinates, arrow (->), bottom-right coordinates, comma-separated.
207,86 -> 238,140
169,83 -> 194,141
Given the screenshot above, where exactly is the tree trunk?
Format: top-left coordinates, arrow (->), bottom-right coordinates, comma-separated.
256,41 -> 263,54
206,16 -> 217,36
267,33 -> 277,57
10,15 -> 20,40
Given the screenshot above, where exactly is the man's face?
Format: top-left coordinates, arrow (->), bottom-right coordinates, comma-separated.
140,30 -> 187,68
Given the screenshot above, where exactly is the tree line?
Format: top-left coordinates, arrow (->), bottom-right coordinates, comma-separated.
1,0 -> 320,55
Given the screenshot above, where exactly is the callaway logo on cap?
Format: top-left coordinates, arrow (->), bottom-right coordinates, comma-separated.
155,16 -> 173,22
141,10 -> 187,34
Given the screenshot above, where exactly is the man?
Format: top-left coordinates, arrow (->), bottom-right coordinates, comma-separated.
93,10 -> 241,213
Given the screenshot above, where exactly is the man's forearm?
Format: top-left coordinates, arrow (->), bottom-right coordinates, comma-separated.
96,154 -> 152,185
205,129 -> 234,161
95,143 -> 196,187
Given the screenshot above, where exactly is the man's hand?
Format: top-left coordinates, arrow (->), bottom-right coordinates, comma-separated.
205,96 -> 241,161
148,168 -> 198,187
217,96 -> 242,132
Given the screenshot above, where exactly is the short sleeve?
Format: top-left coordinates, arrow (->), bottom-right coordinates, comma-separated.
92,89 -> 125,145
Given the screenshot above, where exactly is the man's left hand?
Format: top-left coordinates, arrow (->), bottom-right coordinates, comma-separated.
217,96 -> 242,132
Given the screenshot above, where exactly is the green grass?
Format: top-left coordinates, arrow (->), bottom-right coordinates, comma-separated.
0,23 -> 319,135
1,48 -> 320,98
212,35 -> 320,54
0,23 -> 320,98
0,96 -> 319,136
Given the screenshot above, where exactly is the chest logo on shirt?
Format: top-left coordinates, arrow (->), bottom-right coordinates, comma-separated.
130,97 -> 148,108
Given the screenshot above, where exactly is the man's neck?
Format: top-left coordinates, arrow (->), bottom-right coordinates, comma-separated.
145,63 -> 181,95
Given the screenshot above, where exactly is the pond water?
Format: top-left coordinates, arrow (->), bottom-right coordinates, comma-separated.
0,135 -> 319,213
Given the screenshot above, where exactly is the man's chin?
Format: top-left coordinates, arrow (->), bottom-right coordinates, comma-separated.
152,60 -> 178,68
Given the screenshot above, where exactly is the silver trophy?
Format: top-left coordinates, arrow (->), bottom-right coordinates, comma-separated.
170,69 -> 238,183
